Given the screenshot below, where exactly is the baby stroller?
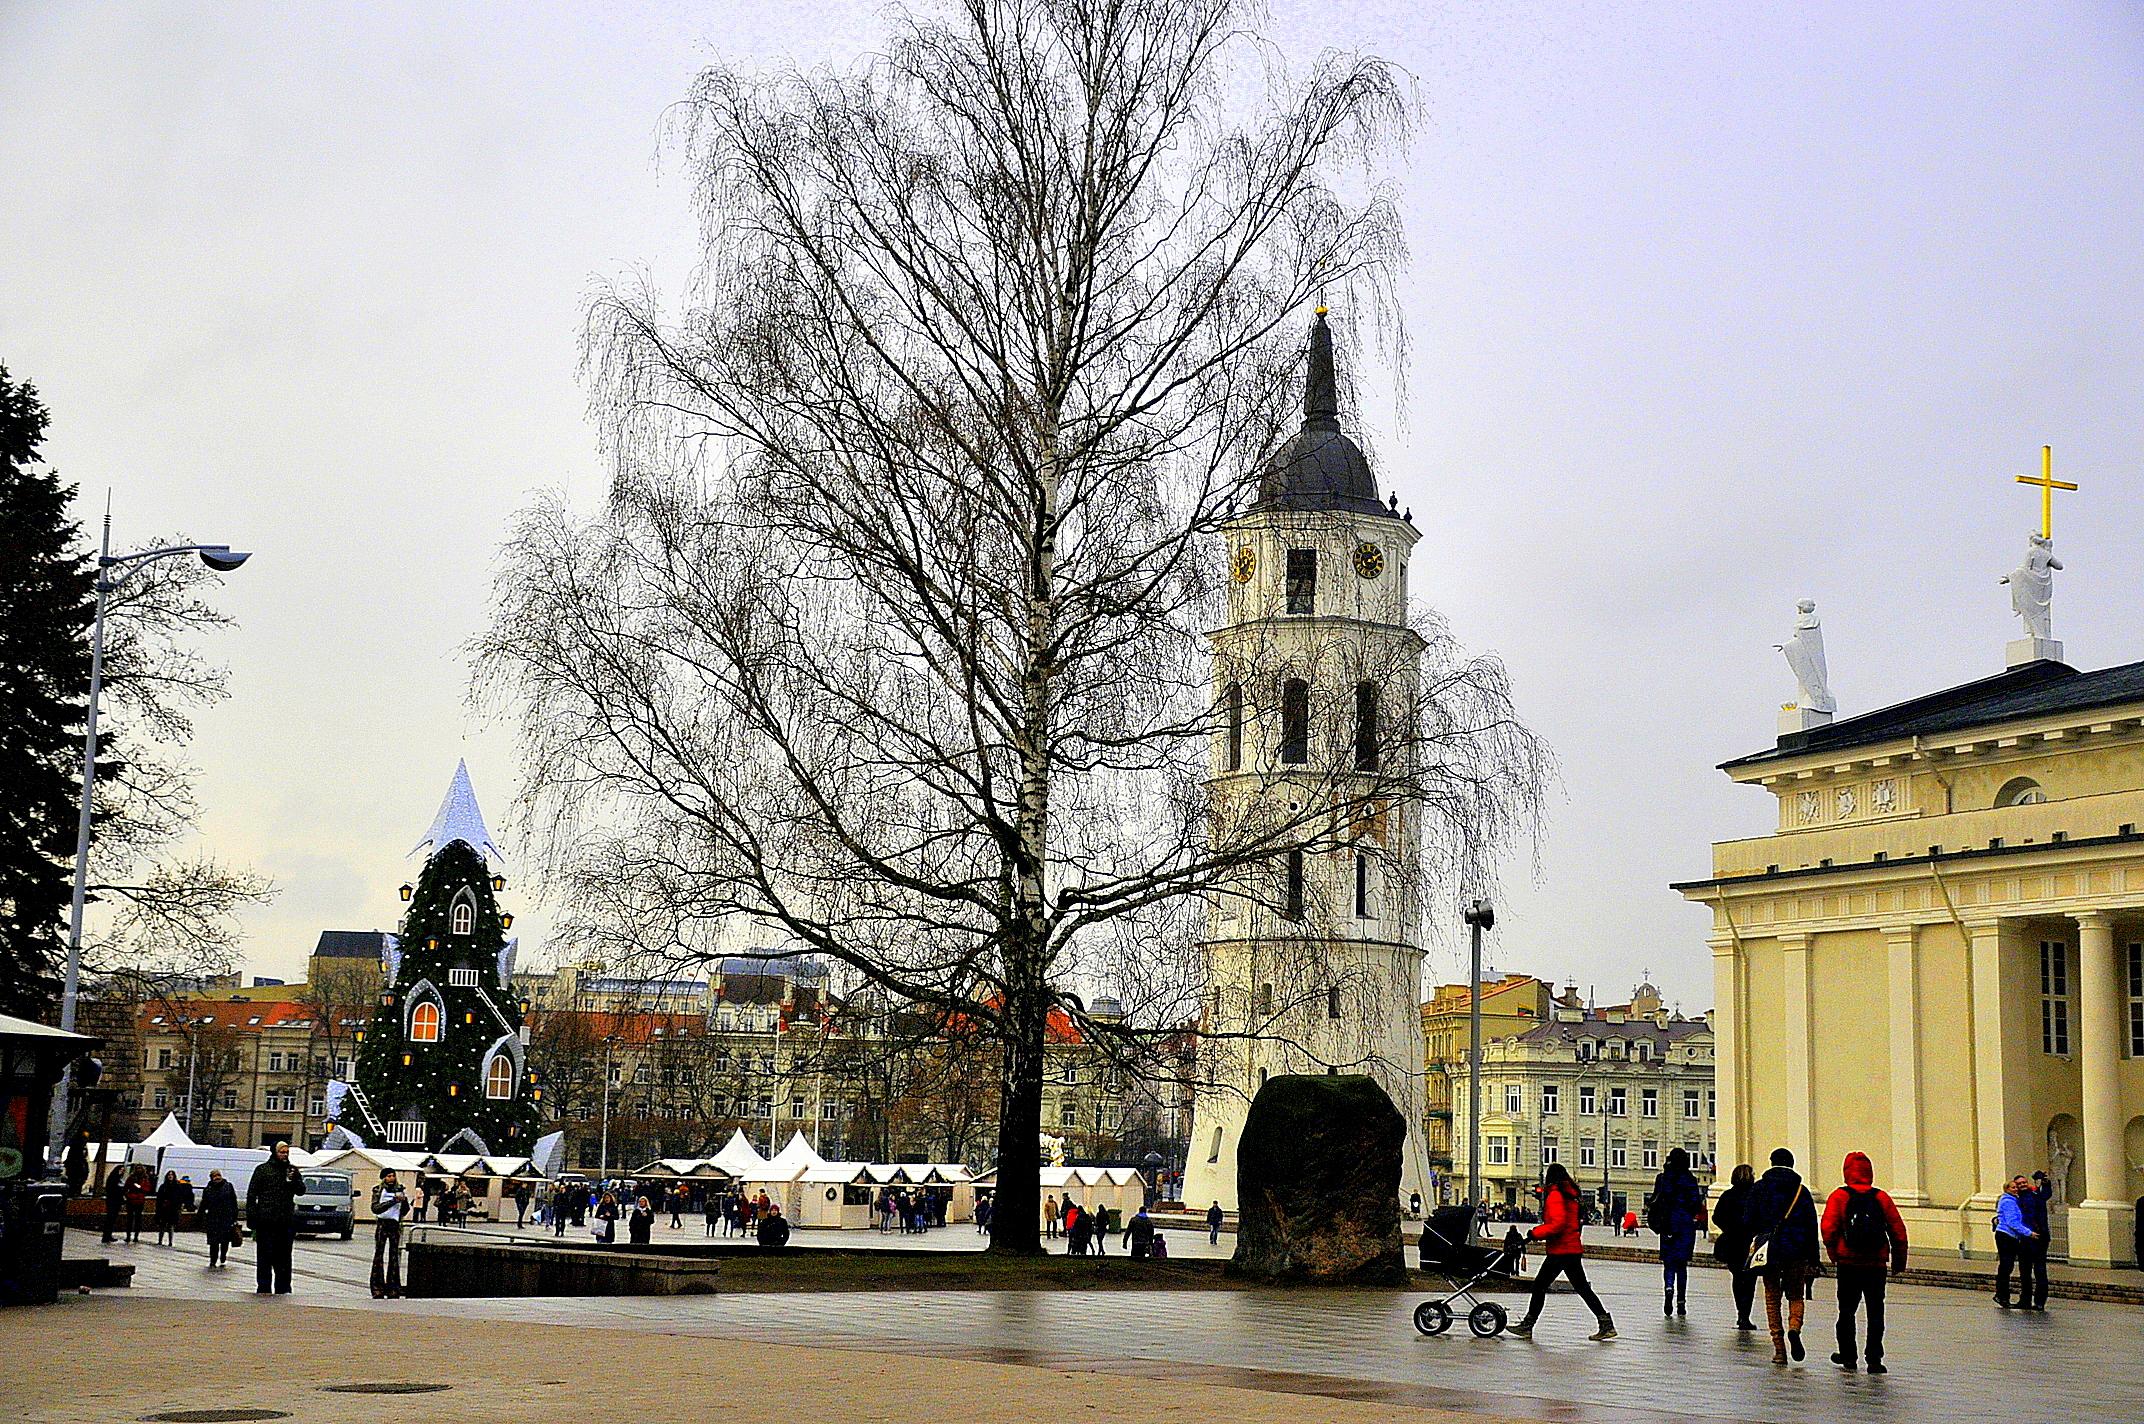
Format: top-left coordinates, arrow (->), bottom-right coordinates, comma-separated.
1412,1205 -> 1523,1338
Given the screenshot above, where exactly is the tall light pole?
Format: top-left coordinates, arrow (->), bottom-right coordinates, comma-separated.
1461,898 -> 1494,1216
599,1035 -> 617,1179
51,510 -> 250,1144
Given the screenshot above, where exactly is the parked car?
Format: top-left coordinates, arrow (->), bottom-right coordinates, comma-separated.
294,1169 -> 356,1239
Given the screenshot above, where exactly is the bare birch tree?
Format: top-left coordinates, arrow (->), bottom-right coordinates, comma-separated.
479,0 -> 1544,1251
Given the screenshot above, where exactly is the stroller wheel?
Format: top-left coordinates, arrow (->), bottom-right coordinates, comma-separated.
1468,1301 -> 1508,1338
1413,1300 -> 1454,1336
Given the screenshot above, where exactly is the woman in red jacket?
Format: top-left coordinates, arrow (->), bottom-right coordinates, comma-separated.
1508,1163 -> 1617,1341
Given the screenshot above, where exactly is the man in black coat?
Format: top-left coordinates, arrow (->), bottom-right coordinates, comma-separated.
1744,1147 -> 1821,1366
200,1169 -> 239,1268
101,1163 -> 127,1243
246,1141 -> 304,1294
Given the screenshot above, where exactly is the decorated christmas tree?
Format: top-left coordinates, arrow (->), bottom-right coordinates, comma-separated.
333,761 -> 535,1153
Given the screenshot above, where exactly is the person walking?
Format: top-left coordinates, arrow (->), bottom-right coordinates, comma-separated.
1711,1163 -> 1759,1331
1206,1200 -> 1223,1246
1045,1194 -> 1061,1240
593,1190 -> 620,1245
1507,1163 -> 1617,1342
123,1166 -> 150,1243
2015,1170 -> 2052,1311
370,1168 -> 411,1299
1648,1147 -> 1707,1317
1820,1151 -> 1908,1374
1992,1175 -> 2038,1309
1745,1148 -> 1821,1366
199,1169 -> 238,1269
246,1141 -> 304,1294
629,1195 -> 655,1245
153,1170 -> 191,1246
101,1163 -> 128,1243
513,1183 -> 530,1228
1126,1206 -> 1156,1259
703,1189 -> 723,1237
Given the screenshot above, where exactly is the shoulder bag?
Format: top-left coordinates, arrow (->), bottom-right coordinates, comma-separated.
1745,1185 -> 1806,1274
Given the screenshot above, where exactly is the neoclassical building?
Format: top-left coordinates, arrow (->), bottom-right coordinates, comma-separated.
1678,655 -> 2144,1266
1182,309 -> 1431,1212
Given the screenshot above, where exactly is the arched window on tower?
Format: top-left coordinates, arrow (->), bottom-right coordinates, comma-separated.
450,893 -> 475,936
1354,851 -> 1371,918
409,1001 -> 441,1043
1224,682 -> 1243,771
485,1053 -> 514,1099
1280,679 -> 1309,764
1284,849 -> 1305,920
1355,682 -> 1379,771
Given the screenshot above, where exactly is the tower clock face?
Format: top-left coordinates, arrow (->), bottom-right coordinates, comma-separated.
1229,545 -> 1257,583
1353,542 -> 1385,579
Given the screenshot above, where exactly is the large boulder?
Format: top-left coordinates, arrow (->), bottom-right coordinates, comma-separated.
1228,1074 -> 1407,1285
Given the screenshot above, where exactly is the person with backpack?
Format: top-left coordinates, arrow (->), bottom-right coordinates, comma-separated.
1648,1147 -> 1708,1317
1507,1163 -> 1617,1341
1710,1163 -> 1759,1331
1820,1151 -> 1908,1373
1743,1147 -> 1821,1366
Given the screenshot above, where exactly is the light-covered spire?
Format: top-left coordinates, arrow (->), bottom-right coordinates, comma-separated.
410,758 -> 503,863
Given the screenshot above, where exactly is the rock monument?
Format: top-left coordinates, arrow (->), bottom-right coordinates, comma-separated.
1227,1074 -> 1407,1286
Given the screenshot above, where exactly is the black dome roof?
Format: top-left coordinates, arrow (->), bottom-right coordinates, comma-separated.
1255,311 -> 1393,517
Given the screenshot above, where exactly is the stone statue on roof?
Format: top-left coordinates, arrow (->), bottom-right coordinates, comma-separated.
2001,532 -> 2061,643
1775,599 -> 1836,716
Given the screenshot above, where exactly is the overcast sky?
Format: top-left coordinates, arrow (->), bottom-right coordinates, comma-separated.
5,2 -> 2140,1007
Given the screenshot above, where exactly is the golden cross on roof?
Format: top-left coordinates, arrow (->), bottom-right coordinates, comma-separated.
2015,444 -> 2078,540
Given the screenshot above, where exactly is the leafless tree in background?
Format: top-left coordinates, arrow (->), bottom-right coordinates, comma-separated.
479,0 -> 1543,1250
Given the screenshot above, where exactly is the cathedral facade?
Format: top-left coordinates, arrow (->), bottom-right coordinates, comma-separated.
1181,310 -> 1432,1213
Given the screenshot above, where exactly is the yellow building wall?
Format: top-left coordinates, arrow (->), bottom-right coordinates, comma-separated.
1808,929 -> 1889,1177
1914,922 -> 1976,1207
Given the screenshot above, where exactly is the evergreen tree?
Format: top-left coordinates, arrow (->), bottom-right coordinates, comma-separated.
0,365 -> 94,1019
337,764 -> 536,1151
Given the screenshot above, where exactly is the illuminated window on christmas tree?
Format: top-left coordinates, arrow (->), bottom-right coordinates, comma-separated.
485,1054 -> 514,1098
411,1001 -> 442,1042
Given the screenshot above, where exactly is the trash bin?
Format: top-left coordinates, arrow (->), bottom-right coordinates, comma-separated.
0,1181 -> 68,1306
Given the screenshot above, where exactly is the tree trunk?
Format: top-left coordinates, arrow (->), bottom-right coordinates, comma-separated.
989,977 -> 1048,1253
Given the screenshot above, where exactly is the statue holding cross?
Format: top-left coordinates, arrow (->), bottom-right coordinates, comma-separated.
2000,445 -> 2074,656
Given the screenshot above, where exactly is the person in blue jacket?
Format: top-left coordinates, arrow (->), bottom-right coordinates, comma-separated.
1992,1175 -> 2040,1310
2014,1170 -> 2051,1311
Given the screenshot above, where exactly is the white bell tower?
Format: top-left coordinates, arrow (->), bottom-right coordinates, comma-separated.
1181,308 -> 1432,1215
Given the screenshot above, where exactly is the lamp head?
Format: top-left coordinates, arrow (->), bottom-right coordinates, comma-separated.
1462,899 -> 1495,931
198,547 -> 251,572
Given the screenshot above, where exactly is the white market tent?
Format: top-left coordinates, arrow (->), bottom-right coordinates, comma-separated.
708,1129 -> 770,1178
140,1112 -> 194,1148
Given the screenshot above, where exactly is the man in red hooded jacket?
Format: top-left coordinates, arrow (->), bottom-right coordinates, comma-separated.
1819,1151 -> 1909,1374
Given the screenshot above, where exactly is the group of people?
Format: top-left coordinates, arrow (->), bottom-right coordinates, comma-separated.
875,1187 -> 946,1233
1044,1194 -> 1149,1256
1507,1146 -> 1918,1372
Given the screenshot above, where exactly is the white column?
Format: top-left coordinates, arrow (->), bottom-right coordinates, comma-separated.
1708,935 -> 1742,1171
1883,924 -> 1926,1205
1780,934 -> 1813,1170
2073,913 -> 2124,1206
1967,919 -> 2024,1207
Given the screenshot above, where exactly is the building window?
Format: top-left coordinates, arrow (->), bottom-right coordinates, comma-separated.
1542,1139 -> 1560,1164
1541,1084 -> 1559,1115
1284,850 -> 1304,920
1207,1127 -> 1223,1164
1354,682 -> 1379,771
1578,1085 -> 1596,1116
1579,1139 -> 1597,1168
152,1088 -> 169,1109
1060,1103 -> 1077,1127
1279,679 -> 1309,764
1642,1141 -> 1659,1170
451,898 -> 475,935
1505,1084 -> 1522,1114
1683,1088 -> 1700,1118
267,1052 -> 284,1073
1641,1089 -> 1659,1119
409,1001 -> 442,1043
2041,939 -> 2070,1055
2127,942 -> 2144,1056
1487,1138 -> 1511,1166
156,1048 -> 173,1070
1576,1040 -> 1595,1062
485,1054 -> 514,1099
1256,982 -> 1274,1016
1610,1140 -> 1627,1169
1706,1089 -> 1716,1119
1223,683 -> 1243,771
1607,1087 -> 1627,1117
1327,985 -> 1342,1020
1285,548 -> 1315,614
220,1089 -> 238,1110
1354,852 -> 1370,917
1997,776 -> 2047,808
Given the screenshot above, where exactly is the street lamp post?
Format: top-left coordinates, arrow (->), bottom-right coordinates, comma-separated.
1461,898 -> 1494,1216
50,510 -> 249,1145
599,1036 -> 617,1178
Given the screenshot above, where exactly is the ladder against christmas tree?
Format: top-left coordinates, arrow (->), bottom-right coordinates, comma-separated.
334,761 -> 538,1154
